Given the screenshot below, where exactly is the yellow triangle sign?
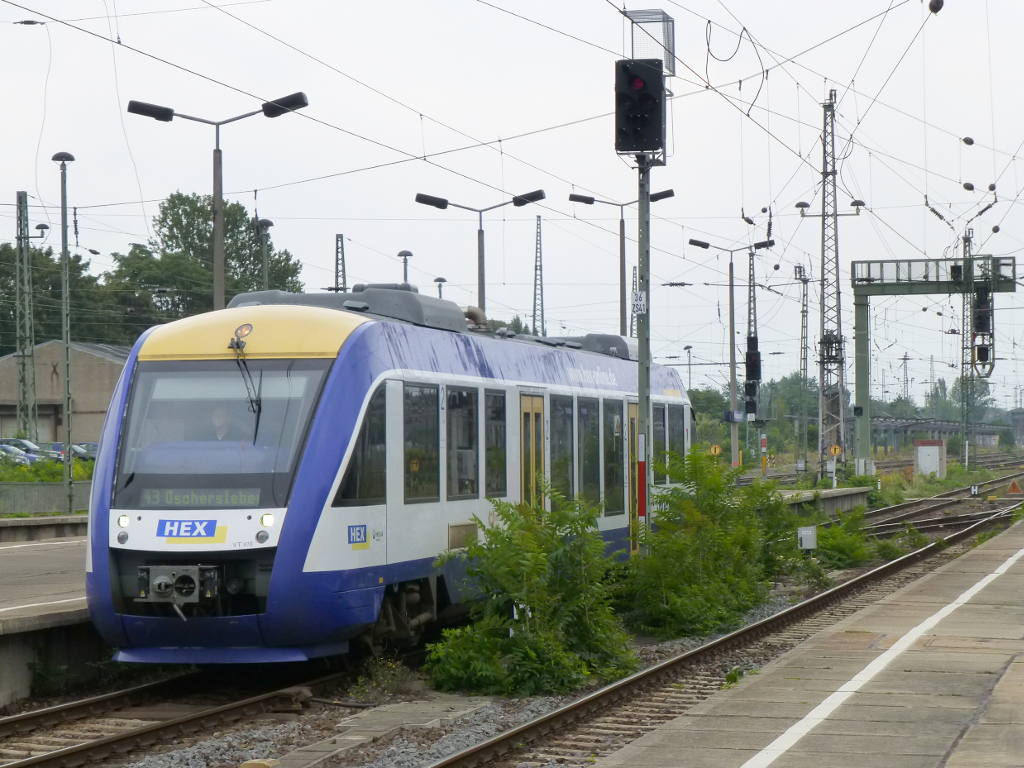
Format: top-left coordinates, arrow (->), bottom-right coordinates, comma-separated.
1007,479 -> 1023,495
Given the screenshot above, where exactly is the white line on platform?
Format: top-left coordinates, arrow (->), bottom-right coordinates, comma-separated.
740,532 -> 1024,768
0,538 -> 85,551
0,596 -> 86,614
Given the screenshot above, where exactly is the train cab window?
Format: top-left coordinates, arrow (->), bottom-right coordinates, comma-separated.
653,403 -> 667,484
603,399 -> 624,515
668,404 -> 686,463
447,387 -> 479,500
577,397 -> 600,504
550,395 -> 574,500
333,385 -> 386,506
404,383 -> 440,503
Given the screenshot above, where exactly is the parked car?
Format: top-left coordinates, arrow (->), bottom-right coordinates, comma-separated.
0,444 -> 31,466
0,438 -> 59,461
76,442 -> 99,460
48,442 -> 94,460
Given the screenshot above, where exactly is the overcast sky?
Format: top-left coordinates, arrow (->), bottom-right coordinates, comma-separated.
3,0 -> 1022,408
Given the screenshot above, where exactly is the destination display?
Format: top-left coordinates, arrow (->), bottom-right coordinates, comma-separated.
140,488 -> 261,508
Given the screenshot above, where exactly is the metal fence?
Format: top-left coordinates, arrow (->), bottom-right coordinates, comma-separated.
0,482 -> 91,516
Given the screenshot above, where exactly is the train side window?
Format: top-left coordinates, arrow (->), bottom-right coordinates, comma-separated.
577,397 -> 600,504
668,404 -> 686,463
485,390 -> 507,497
653,403 -> 667,484
447,387 -> 479,500
404,383 -> 440,503
550,394 -> 574,500
603,399 -> 624,515
333,385 -> 387,506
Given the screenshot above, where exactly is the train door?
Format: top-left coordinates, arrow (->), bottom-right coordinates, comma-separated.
520,394 -> 545,506
627,401 -> 639,555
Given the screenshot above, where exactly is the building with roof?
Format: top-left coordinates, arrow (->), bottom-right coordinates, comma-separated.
0,341 -> 129,442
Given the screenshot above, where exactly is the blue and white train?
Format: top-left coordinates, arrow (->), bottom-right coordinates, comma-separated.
86,285 -> 692,663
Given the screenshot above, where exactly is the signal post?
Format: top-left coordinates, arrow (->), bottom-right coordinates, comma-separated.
614,56 -> 667,550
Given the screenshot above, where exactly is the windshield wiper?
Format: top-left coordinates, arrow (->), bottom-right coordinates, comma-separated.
229,333 -> 262,441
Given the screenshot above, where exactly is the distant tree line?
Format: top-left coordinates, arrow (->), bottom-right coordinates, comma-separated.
0,192 -> 303,354
688,372 -> 1012,456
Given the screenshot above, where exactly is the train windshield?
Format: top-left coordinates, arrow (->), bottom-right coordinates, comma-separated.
113,358 -> 330,510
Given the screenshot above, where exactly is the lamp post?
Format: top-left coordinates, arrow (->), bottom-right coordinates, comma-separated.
688,238 -> 774,468
52,152 -> 74,516
434,276 -> 447,298
398,250 -> 412,284
127,92 -> 308,310
684,345 -> 693,390
415,189 -> 545,314
256,218 -> 273,291
569,189 -> 674,336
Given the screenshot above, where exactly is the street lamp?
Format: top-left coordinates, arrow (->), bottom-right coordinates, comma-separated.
127,91 -> 309,310
683,345 -> 693,390
569,189 -> 674,335
415,189 -> 545,314
434,276 -> 447,298
255,218 -> 273,291
52,151 -> 74,516
688,237 -> 774,468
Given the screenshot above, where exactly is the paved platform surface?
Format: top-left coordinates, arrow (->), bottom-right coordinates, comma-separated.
595,521 -> 1024,768
0,537 -> 87,634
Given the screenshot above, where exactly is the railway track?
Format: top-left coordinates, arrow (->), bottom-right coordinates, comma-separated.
423,503 -> 1022,768
861,468 -> 1024,531
0,669 -> 343,767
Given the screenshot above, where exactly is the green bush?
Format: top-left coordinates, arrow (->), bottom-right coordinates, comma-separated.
816,510 -> 871,568
425,490 -> 635,695
0,460 -> 93,482
871,536 -> 905,561
618,452 -> 780,638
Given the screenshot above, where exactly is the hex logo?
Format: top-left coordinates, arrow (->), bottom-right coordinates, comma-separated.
347,524 -> 369,550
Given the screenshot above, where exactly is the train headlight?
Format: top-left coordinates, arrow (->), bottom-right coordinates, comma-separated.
117,531 -> 129,544
259,512 -> 275,528
255,530 -> 269,544
117,514 -> 130,528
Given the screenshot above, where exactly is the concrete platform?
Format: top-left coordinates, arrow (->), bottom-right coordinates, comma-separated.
594,521 -> 1024,768
0,536 -> 97,709
0,515 -> 87,543
0,536 -> 87,631
779,487 -> 871,515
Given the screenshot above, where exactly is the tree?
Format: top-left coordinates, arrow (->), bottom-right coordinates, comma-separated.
134,191 -> 304,313
0,243 -> 130,354
951,375 -> 995,424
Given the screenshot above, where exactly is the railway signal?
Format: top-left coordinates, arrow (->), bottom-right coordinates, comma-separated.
614,59 -> 665,153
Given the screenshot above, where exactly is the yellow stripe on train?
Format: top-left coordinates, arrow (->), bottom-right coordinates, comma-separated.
138,305 -> 369,361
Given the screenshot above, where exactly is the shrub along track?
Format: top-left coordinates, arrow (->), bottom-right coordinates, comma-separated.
423,504 -> 1022,768
0,668 -> 348,767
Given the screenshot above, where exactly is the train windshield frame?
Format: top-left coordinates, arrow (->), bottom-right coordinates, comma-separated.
113,358 -> 331,510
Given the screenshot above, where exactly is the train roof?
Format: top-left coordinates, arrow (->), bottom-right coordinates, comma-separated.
229,285 -> 639,363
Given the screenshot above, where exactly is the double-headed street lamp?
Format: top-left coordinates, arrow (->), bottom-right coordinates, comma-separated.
569,189 -> 674,336
688,237 -> 774,468
415,189 -> 546,314
127,92 -> 309,310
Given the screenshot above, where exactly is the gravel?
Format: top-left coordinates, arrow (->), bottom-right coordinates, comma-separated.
336,697 -> 570,768
109,580 -> 828,768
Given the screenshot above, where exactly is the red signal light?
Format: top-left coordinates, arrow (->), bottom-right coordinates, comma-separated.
630,76 -> 646,90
